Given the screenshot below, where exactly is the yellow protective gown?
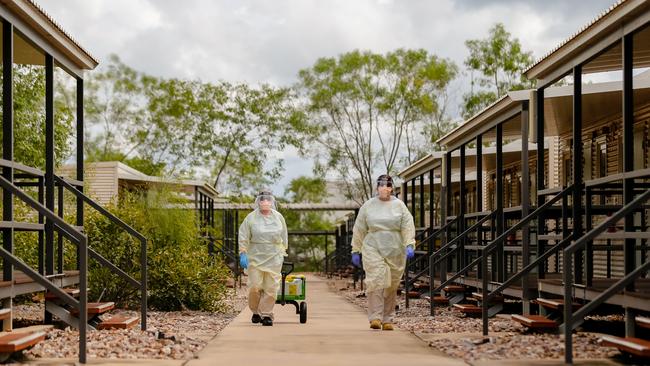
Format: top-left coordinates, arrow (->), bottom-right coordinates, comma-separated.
351,196 -> 415,293
239,209 -> 288,297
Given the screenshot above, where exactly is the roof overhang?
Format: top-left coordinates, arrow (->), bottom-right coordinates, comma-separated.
0,0 -> 99,76
524,0 -> 650,87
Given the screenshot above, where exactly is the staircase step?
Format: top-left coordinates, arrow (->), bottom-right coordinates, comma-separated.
0,331 -> 46,353
471,292 -> 503,303
45,288 -> 80,301
444,285 -> 465,293
70,302 -> 115,316
0,309 -> 10,321
599,335 -> 650,358
97,315 -> 140,330
637,316 -> 650,330
406,291 -> 420,299
452,304 -> 482,314
433,295 -> 449,305
511,314 -> 558,329
534,298 -> 580,310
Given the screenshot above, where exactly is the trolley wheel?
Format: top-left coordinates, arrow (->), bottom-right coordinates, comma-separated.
299,302 -> 307,324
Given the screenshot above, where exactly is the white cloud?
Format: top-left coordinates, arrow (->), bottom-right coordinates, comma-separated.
39,0 -> 619,190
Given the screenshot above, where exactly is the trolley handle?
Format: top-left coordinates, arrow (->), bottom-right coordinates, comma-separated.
279,262 -> 294,304
281,261 -> 294,277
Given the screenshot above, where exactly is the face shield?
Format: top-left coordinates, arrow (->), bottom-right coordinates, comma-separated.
254,192 -> 277,211
377,179 -> 393,188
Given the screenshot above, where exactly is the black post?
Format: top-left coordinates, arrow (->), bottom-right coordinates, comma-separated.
419,173 -> 425,229
411,178 -> 416,220
536,88 -> 546,279
57,185 -> 64,274
459,144 -> 466,270
520,101 -> 531,314
76,78 -> 84,270
44,53 -> 55,324
496,124 -> 504,282
429,168 -> 434,254
622,33 -> 635,337
476,135 -> 483,278
2,20 -> 14,330
572,65 -> 584,285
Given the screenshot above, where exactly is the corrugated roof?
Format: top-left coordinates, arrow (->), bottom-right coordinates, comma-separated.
524,0 -> 627,75
24,0 -> 99,65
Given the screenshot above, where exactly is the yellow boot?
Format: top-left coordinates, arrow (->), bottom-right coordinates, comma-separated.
369,319 -> 381,329
382,323 -> 394,331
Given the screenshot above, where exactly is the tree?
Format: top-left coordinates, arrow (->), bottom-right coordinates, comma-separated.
280,176 -> 334,271
297,49 -> 457,202
191,82 -> 312,196
0,65 -> 75,169
85,55 -> 310,194
462,23 -> 534,119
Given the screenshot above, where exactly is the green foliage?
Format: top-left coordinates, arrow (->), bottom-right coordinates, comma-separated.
84,188 -> 231,311
462,23 -> 534,119
280,176 -> 334,271
297,49 -> 457,202
0,65 -> 75,169
85,55 -> 309,193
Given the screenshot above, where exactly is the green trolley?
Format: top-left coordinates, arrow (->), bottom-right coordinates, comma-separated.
276,262 -> 307,323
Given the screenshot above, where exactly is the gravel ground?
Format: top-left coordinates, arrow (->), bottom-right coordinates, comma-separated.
15,286 -> 248,361
327,277 -> 623,363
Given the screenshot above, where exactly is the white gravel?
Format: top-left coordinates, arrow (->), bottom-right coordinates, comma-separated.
17,286 -> 248,360
327,277 -> 623,363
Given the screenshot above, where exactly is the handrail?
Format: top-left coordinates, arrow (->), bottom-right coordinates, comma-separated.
431,211 -> 496,267
417,216 -> 460,246
54,175 -> 147,331
54,176 -> 146,241
404,216 -> 463,308
562,188 -> 650,364
485,233 -> 574,301
434,185 -> 573,295
0,175 -> 89,363
482,185 -> 573,258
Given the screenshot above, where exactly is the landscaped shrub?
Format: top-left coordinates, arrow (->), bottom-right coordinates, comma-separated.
84,188 -> 231,312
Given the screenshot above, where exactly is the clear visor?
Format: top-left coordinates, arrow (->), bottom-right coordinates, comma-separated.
377,180 -> 393,188
254,194 -> 276,210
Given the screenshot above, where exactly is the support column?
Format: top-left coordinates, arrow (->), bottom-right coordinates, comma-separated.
428,168 -> 434,255
622,33 -> 636,337
520,101 -> 531,314
572,65 -> 584,285
44,54 -> 54,325
536,88 -> 547,279
76,78 -> 84,271
419,174 -> 425,229
496,124 -> 504,282
411,178 -> 416,219
459,145 -> 466,270
2,20 -> 14,332
476,135 -> 483,279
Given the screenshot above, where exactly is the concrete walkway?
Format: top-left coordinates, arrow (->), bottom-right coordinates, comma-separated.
186,274 -> 467,366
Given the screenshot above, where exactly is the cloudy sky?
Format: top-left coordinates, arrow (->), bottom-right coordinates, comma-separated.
42,0 -> 616,193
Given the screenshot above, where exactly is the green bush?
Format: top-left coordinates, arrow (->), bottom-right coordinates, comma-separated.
84,188 -> 231,312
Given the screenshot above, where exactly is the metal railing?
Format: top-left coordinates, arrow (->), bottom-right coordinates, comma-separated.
403,217 -> 460,309
476,185 -> 574,335
54,175 -> 148,331
562,188 -> 650,364
0,175 -> 89,363
427,212 -> 496,314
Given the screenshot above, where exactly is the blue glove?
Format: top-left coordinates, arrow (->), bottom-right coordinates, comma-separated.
239,253 -> 248,269
351,253 -> 361,267
406,246 -> 415,260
